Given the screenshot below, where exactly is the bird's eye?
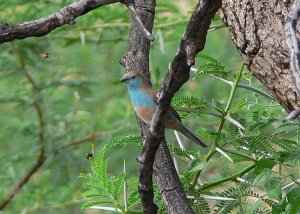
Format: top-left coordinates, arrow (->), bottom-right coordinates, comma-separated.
132,76 -> 136,79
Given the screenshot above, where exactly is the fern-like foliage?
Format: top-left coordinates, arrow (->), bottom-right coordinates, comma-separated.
80,147 -> 126,211
80,52 -> 300,214
210,186 -> 277,214
168,143 -> 197,161
104,134 -> 141,149
194,196 -> 211,214
127,190 -> 141,208
171,95 -> 208,119
172,95 -> 207,110
195,52 -> 230,77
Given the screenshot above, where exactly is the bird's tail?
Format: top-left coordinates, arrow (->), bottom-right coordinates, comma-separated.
179,125 -> 207,148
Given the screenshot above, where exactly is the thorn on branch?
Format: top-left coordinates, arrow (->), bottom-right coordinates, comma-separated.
122,0 -> 155,42
285,0 -> 300,95
283,107 -> 300,121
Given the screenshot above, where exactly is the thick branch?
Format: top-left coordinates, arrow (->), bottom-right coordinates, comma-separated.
285,0 -> 300,95
137,135 -> 160,214
122,0 -> 221,213
119,1 -> 158,212
145,1 -> 221,213
0,0 -> 119,44
220,0 -> 300,112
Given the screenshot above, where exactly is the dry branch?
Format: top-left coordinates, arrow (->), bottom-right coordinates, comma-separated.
0,0 -> 119,44
0,0 -> 154,44
62,132 -> 103,148
142,1 -> 222,213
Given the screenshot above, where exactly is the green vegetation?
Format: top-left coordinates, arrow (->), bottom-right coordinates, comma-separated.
1,0 -> 300,213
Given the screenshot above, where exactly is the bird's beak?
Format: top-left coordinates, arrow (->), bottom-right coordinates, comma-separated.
120,76 -> 129,83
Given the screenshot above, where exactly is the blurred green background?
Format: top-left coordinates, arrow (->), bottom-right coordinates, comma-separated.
0,0 -> 290,213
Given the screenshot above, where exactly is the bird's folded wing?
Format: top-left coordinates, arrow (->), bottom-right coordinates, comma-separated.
148,87 -> 182,122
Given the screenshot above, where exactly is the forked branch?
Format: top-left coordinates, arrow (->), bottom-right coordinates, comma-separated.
138,0 -> 222,213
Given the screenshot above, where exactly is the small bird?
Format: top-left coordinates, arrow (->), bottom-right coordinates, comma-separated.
120,70 -> 207,147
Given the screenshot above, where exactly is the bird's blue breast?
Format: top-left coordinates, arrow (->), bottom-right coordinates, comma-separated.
128,88 -> 156,109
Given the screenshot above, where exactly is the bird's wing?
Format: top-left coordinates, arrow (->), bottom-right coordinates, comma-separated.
148,87 -> 182,122
169,105 -> 182,122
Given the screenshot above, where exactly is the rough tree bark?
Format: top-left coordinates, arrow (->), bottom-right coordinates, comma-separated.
220,0 -> 300,112
120,0 -> 197,212
121,1 -> 221,213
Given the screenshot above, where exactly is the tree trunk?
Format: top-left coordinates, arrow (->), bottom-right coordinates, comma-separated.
220,0 -> 299,112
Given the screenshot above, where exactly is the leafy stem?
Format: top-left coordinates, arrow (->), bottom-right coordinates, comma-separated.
199,163 -> 256,191
192,63 -> 245,188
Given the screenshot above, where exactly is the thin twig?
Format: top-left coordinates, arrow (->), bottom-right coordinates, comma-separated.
210,74 -> 274,100
221,148 -> 257,162
32,101 -> 45,143
123,1 -> 155,42
62,132 -> 103,148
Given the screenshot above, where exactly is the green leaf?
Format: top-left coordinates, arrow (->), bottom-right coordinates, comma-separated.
253,159 -> 277,177
113,172 -> 126,200
213,101 -> 226,114
272,197 -> 287,214
81,200 -> 113,210
246,199 -> 263,214
104,135 -> 141,149
194,196 -> 211,214
287,186 -> 300,213
190,162 -> 208,172
197,52 -> 220,64
82,189 -> 110,200
265,177 -> 282,200
93,149 -> 108,187
172,95 -> 207,109
128,190 -> 141,208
